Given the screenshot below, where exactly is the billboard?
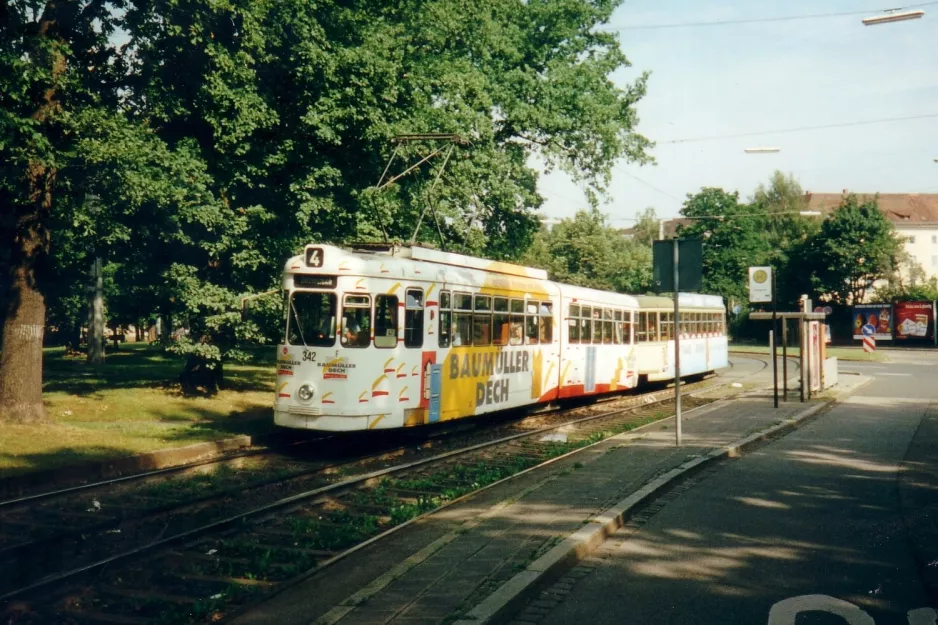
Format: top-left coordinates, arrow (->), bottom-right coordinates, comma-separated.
893,301 -> 935,341
852,304 -> 893,340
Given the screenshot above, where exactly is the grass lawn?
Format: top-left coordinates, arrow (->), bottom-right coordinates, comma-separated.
728,343 -> 888,362
1,344 -> 278,477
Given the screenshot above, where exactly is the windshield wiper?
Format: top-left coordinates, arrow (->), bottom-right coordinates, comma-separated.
290,297 -> 309,347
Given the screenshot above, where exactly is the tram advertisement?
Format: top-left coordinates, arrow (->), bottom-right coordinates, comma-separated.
893,301 -> 935,340
852,304 -> 892,340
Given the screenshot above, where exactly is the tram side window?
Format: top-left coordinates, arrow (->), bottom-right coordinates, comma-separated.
660,312 -> 673,341
510,299 -> 525,346
404,288 -> 424,348
439,291 -> 451,348
473,295 -> 492,345
592,308 -> 602,343
454,292 -> 472,346
568,304 -> 580,343
622,311 -> 633,344
525,302 -> 539,344
493,297 -> 510,346
288,291 -> 336,347
613,310 -> 622,344
539,302 -> 553,343
375,295 -> 398,348
580,306 -> 592,345
602,309 -> 614,344
637,312 -> 647,342
341,295 -> 371,348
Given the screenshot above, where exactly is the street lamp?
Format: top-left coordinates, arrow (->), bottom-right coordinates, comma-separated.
862,9 -> 925,25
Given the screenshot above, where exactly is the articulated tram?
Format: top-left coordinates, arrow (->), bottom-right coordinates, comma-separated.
275,244 -> 728,432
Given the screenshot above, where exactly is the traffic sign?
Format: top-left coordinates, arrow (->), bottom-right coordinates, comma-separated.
863,335 -> 876,352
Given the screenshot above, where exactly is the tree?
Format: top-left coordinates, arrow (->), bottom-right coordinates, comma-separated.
523,209 -> 652,293
750,171 -> 821,307
874,276 -> 938,303
803,194 -> 903,305
118,0 -> 653,390
676,188 -> 773,305
0,1 -> 126,422
630,207 -> 660,246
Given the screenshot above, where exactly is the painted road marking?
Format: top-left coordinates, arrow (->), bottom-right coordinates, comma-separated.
877,372 -> 912,377
768,595 -> 937,625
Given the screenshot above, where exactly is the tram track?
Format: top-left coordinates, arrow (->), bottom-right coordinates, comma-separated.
0,354 -> 794,624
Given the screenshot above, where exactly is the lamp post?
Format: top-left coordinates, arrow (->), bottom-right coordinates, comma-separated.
862,9 -> 925,25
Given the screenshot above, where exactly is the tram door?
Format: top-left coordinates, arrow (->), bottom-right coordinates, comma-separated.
428,364 -> 443,423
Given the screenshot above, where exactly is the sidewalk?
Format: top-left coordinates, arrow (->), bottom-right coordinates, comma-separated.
233,378 -> 866,625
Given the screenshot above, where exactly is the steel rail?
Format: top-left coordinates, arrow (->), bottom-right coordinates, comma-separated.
0,357 -> 780,606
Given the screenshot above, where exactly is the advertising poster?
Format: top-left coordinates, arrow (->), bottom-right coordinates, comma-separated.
893,301 -> 935,341
852,304 -> 892,340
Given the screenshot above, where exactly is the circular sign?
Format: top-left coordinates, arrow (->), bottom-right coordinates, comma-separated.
753,269 -> 769,284
823,306 -> 833,315
732,304 -> 742,315
814,306 -> 823,313
862,324 -> 875,337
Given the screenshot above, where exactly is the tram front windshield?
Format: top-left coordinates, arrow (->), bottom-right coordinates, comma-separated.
288,291 -> 336,347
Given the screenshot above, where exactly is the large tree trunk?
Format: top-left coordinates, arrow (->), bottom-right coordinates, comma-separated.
0,171 -> 54,423
0,3 -> 64,424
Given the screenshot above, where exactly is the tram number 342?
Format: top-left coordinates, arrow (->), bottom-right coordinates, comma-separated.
767,595 -> 936,625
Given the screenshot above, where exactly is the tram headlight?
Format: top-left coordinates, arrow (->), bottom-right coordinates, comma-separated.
297,384 -> 315,402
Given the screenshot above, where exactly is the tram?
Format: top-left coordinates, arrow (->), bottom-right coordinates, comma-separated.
275,243 -> 728,431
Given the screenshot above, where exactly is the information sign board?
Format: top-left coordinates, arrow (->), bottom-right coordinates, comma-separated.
748,267 -> 772,303
852,304 -> 892,340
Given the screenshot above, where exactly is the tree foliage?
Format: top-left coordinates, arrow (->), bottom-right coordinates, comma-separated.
801,194 -> 903,305
523,209 -> 652,293
675,188 -> 772,305
1,0 -> 654,413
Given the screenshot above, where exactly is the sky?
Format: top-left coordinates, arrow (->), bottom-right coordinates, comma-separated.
537,0 -> 938,227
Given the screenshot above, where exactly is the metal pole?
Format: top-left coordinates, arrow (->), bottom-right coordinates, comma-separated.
799,319 -> 806,403
782,319 -> 788,401
771,270 -> 778,408
801,321 -> 811,399
673,239 -> 682,447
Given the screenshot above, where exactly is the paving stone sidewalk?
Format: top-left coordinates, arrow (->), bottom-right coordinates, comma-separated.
233,393 -> 822,625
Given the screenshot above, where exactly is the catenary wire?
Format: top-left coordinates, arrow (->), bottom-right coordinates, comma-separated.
608,1 -> 938,30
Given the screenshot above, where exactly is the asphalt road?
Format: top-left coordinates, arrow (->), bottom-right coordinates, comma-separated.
537,353 -> 938,625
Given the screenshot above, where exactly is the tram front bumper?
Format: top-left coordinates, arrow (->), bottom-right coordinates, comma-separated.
274,409 -> 388,432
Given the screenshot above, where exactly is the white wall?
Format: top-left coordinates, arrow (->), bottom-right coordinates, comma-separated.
895,226 -> 938,281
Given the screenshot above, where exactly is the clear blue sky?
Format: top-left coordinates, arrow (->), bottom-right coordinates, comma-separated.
537,0 -> 938,227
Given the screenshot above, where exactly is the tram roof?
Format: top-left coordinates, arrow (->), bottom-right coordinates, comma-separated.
637,293 -> 725,310
287,243 -> 548,280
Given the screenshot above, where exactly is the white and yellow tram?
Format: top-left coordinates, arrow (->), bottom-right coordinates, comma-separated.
275,244 -> 728,432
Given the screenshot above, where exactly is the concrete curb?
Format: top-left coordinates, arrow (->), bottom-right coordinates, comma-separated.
455,376 -> 873,625
0,434 -> 261,499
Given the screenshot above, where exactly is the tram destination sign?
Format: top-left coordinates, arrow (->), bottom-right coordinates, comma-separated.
294,274 -> 337,289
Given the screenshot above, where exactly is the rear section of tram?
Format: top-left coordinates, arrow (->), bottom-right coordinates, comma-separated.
633,294 -> 729,383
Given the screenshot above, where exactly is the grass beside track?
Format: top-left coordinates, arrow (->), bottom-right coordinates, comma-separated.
729,343 -> 888,362
1,344 -> 276,476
